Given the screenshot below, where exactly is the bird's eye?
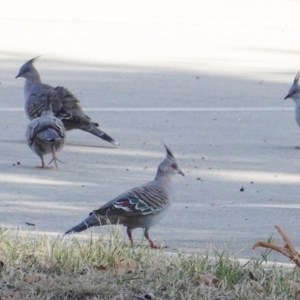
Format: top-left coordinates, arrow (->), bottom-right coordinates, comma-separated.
171,163 -> 177,170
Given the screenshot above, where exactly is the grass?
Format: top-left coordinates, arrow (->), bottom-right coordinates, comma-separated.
0,228 -> 299,300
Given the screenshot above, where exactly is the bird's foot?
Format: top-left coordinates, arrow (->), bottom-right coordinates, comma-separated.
36,165 -> 53,169
48,156 -> 65,169
148,240 -> 168,249
36,160 -> 52,169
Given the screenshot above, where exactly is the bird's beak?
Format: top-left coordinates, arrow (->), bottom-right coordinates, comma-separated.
178,169 -> 185,176
15,74 -> 20,79
284,94 -> 290,100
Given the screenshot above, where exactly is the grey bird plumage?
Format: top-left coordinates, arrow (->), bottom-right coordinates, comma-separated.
284,70 -> 300,148
26,93 -> 66,168
64,144 -> 184,248
16,56 -> 119,146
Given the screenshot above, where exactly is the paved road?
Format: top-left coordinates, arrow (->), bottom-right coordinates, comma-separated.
1,0 -> 300,260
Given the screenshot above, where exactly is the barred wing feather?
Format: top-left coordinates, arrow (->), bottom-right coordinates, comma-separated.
112,185 -> 169,216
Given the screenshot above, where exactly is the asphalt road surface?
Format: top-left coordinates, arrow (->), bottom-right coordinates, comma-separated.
1,0 -> 300,260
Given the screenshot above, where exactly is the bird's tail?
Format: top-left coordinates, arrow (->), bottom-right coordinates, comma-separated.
64,214 -> 103,235
85,123 -> 119,146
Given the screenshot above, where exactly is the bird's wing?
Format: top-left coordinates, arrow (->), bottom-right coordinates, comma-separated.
95,184 -> 169,218
26,92 -> 50,120
26,82 -> 62,116
54,86 -> 84,113
26,119 -> 40,145
52,86 -> 96,125
26,83 -> 74,120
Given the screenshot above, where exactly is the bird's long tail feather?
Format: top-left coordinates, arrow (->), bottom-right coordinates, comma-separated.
64,214 -> 102,235
85,123 -> 119,146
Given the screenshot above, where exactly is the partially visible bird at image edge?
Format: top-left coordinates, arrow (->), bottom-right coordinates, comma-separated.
284,70 -> 300,149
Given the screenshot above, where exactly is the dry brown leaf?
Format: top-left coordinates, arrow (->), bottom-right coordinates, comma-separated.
250,279 -> 263,292
95,258 -> 138,274
253,241 -> 291,257
198,274 -> 219,286
94,264 -> 108,271
275,225 -> 292,244
23,273 -> 46,283
253,225 -> 300,268
275,225 -> 298,255
114,258 -> 139,275
12,290 -> 21,300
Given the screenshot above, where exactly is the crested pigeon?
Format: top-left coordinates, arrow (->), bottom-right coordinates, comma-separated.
284,70 -> 300,148
16,56 -> 119,146
26,93 -> 66,168
64,144 -> 184,248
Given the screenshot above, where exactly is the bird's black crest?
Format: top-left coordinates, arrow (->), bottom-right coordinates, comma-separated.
28,55 -> 41,65
162,142 -> 175,158
294,70 -> 300,84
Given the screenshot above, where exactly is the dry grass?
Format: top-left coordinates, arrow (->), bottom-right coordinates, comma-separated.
0,228 -> 299,300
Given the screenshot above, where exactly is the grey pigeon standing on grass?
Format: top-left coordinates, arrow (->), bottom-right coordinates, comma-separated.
26,93 -> 66,168
16,56 -> 119,146
284,70 -> 300,148
64,144 -> 184,248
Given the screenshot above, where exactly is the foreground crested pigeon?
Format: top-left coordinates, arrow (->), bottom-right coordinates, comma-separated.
16,56 -> 119,146
64,144 -> 184,248
26,93 -> 66,168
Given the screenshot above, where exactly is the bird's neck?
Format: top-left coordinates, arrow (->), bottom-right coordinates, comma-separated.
293,97 -> 300,106
154,170 -> 172,187
295,104 -> 300,128
24,74 -> 42,100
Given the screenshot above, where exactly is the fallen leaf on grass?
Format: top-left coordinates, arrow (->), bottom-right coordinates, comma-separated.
198,274 -> 218,286
250,279 -> 263,292
23,273 -> 46,283
12,290 -> 21,300
94,264 -> 108,271
114,258 -> 139,275
253,225 -> 300,267
95,258 -> 139,275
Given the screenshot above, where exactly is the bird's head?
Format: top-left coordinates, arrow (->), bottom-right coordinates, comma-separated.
15,56 -> 41,80
284,70 -> 300,103
156,143 -> 184,178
